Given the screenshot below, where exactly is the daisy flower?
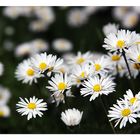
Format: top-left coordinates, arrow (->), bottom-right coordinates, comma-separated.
71,63 -> 91,87
126,45 -> 140,63
0,105 -> 10,118
46,73 -> 72,96
67,8 -> 88,27
61,108 -> 83,126
52,38 -> 73,52
124,89 -> 140,105
16,96 -> 47,120
0,86 -> 11,106
68,51 -> 93,66
0,62 -> 4,76
103,29 -> 140,52
81,75 -> 116,101
103,23 -> 119,36
108,99 -> 139,129
15,59 -> 41,85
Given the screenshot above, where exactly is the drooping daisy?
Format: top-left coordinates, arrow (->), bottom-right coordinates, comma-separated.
103,23 -> 119,36
67,8 -> 88,27
81,75 -> 116,101
46,73 -> 72,96
15,59 -> 41,85
67,51 -> 93,66
0,86 -> 11,106
122,12 -> 139,28
103,29 -> 140,52
52,38 -> 73,52
61,108 -> 83,126
16,96 -> 47,120
0,62 -> 4,76
108,99 -> 139,129
126,45 -> 140,63
124,89 -> 140,105
0,105 -> 10,118
71,63 -> 91,87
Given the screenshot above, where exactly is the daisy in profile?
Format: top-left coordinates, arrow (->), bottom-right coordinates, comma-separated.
52,38 -> 73,52
16,96 -> 47,120
124,89 -> 140,105
46,73 -> 72,96
61,108 -> 83,126
103,29 -> 140,52
15,59 -> 41,85
67,8 -> 88,27
0,62 -> 4,76
81,75 -> 116,101
68,51 -> 93,66
103,23 -> 119,36
0,86 -> 11,106
126,45 -> 140,63
0,105 -> 10,118
71,63 -> 91,87
108,99 -> 139,129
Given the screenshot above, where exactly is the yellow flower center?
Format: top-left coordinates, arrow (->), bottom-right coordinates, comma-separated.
116,40 -> 125,48
27,103 -> 36,110
133,63 -> 140,70
0,111 -> 4,117
77,79 -> 81,83
111,55 -> 121,61
129,16 -> 138,25
39,62 -> 47,71
58,82 -> 67,90
94,64 -> 101,71
76,58 -> 85,65
130,97 -> 137,104
80,72 -> 86,78
137,55 -> 140,62
93,84 -> 102,92
26,68 -> 35,76
48,67 -> 54,72
121,108 -> 131,117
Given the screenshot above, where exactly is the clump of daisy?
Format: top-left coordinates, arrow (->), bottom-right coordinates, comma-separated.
81,75 -> 116,101
0,62 -> 4,76
61,108 -> 83,126
16,96 -> 47,120
46,73 -> 72,96
103,29 -> 140,53
15,59 -> 41,85
52,38 -> 73,52
103,23 -> 119,36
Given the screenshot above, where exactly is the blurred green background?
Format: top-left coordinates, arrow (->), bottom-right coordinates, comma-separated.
0,7 -> 140,134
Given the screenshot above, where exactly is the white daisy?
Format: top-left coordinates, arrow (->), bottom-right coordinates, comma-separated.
0,86 -> 11,106
61,108 -> 83,126
103,29 -> 140,52
108,99 -> 139,129
126,45 -> 140,63
15,59 -> 41,85
16,96 -> 47,120
81,75 -> 116,101
122,12 -> 139,28
67,8 -> 88,27
46,73 -> 72,96
0,105 -> 10,118
103,23 -> 119,36
124,89 -> 140,105
0,62 -> 4,76
68,51 -> 93,66
71,63 -> 91,87
52,38 -> 73,52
